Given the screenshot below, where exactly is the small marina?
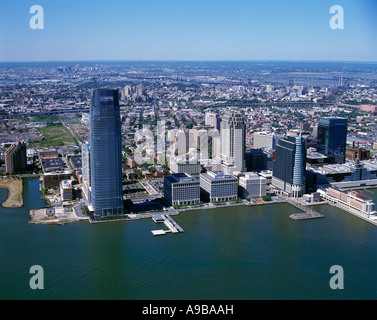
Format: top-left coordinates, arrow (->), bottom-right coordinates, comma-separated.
151,214 -> 184,236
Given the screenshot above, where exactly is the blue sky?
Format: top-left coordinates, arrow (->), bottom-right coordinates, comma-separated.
0,0 -> 376,62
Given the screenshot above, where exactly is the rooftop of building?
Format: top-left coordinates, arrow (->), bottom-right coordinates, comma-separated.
201,171 -> 238,181
306,151 -> 329,159
61,180 -> 72,189
348,190 -> 372,202
41,157 -> 65,172
165,173 -> 199,184
69,155 -> 82,169
307,158 -> 377,175
38,148 -> 58,154
240,172 -> 264,180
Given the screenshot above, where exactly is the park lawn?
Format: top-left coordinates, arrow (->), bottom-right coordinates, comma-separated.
29,124 -> 77,148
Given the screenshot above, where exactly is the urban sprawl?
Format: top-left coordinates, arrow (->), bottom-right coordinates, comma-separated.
1,61 -> 377,230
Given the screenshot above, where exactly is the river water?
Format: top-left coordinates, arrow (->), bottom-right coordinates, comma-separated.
1,179 -> 377,300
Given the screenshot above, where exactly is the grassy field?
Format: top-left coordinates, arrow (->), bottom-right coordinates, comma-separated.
0,178 -> 23,207
28,124 -> 77,148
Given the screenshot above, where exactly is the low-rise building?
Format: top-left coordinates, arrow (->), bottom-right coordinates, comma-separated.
41,157 -> 65,173
303,192 -> 321,203
306,158 -> 377,190
345,147 -> 370,161
38,148 -> 58,160
43,171 -> 71,188
125,169 -> 136,180
320,187 -> 376,217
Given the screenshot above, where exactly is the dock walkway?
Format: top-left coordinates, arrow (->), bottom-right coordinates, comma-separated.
288,199 -> 324,221
151,213 -> 184,236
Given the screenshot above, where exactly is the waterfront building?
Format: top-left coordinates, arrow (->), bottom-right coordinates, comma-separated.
306,158 -> 377,190
60,180 -> 73,201
317,117 -> 348,164
4,142 -> 27,174
89,89 -> 124,216
302,192 -> 321,203
220,113 -> 246,174
272,132 -> 306,197
320,187 -> 376,217
238,173 -> 267,199
43,171 -> 71,188
200,171 -> 238,202
163,173 -> 200,206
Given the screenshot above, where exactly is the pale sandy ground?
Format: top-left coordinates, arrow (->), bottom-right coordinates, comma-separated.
29,207 -> 88,225
0,178 -> 23,208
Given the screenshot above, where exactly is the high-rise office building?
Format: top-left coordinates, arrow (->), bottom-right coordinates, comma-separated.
163,173 -> 200,206
239,173 -> 267,199
89,89 -> 124,215
220,113 -> 246,173
317,117 -> 348,164
205,112 -> 221,131
253,132 -> 278,150
272,133 -> 306,197
200,171 -> 238,202
246,149 -> 268,172
5,142 -> 27,174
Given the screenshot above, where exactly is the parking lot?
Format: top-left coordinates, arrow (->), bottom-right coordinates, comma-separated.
123,180 -> 147,199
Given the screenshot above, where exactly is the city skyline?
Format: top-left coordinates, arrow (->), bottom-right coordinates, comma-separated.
2,56 -> 377,301
0,0 -> 376,62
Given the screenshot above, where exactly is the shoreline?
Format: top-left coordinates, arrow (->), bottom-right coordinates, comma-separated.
0,178 -> 23,208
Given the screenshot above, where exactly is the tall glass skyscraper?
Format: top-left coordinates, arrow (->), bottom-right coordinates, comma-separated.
89,89 -> 124,216
317,117 -> 348,164
272,133 -> 306,197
